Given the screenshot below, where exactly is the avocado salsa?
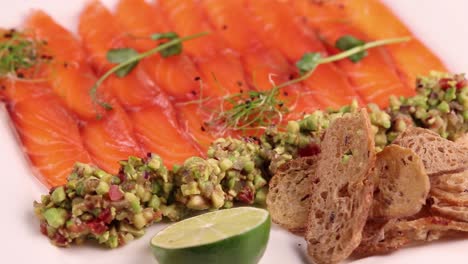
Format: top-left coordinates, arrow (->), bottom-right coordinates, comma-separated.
34,72 -> 468,248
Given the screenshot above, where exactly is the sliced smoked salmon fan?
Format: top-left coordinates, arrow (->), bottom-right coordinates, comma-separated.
0,0 -> 447,189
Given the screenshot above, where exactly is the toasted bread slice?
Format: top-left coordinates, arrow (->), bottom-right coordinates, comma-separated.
359,219 -> 395,245
267,156 -> 319,234
355,216 -> 468,257
456,133 -> 468,148
431,203 -> 468,222
430,171 -> 468,206
371,145 -> 430,219
393,127 -> 468,176
305,109 -> 376,264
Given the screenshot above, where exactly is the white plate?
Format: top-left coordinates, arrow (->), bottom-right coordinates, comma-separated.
0,1 -> 467,263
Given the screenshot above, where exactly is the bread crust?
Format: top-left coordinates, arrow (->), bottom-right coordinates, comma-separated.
393,127 -> 468,177
305,109 -> 376,264
429,170 -> 468,221
430,171 -> 468,206
355,216 -> 468,257
266,156 -> 319,234
371,145 -> 430,219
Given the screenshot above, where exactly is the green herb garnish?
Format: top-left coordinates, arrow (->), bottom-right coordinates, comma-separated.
106,48 -> 139,77
151,32 -> 182,58
209,89 -> 289,132
90,31 -> 209,111
211,36 -> 411,132
335,35 -> 367,63
296,52 -> 321,75
0,29 -> 48,81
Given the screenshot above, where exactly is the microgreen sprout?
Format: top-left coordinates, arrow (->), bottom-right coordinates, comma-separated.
0,29 -> 49,81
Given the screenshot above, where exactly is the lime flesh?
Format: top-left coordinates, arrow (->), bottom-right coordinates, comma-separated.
151,207 -> 271,264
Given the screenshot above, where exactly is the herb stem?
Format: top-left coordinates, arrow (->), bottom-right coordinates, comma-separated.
90,31 -> 210,107
278,36 -> 411,90
319,36 -> 411,64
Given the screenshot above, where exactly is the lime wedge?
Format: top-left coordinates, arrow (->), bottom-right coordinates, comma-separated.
150,207 -> 271,264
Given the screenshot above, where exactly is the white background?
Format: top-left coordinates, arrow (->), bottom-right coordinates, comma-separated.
0,1 -> 467,263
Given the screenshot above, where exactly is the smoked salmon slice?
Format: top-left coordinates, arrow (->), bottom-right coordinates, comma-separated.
199,0 -> 288,91
78,1 -> 160,110
80,1 -> 203,164
244,0 -> 362,108
24,11 -> 86,64
81,99 -> 145,174
290,0 -> 414,107
78,1 -> 124,74
115,0 -> 237,143
25,8 -> 147,175
6,82 -> 92,187
334,0 -> 447,88
200,0 -> 261,53
157,0 -> 248,96
23,11 -> 100,120
176,103 -> 217,151
200,0 -> 320,117
1,78 -> 48,104
114,0 -> 217,101
129,106 -> 202,168
156,0 -> 221,57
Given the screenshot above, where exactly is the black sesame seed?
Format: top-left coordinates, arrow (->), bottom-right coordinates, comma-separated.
17,72 -> 24,78
283,91 -> 289,96
200,126 -> 206,132
236,81 -> 243,87
194,76 -> 201,81
191,90 -> 197,96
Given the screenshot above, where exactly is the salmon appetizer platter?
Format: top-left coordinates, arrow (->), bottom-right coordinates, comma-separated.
1,1 -> 468,264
